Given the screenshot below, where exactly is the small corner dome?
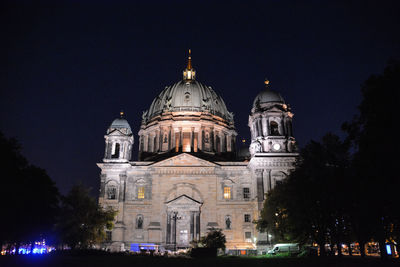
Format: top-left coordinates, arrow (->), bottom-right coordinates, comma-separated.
253,81 -> 285,108
107,117 -> 132,135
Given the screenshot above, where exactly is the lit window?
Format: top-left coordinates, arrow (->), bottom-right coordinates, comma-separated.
244,214 -> 251,223
112,143 -> 120,158
138,187 -> 145,199
224,187 -> 231,199
243,188 -> 250,199
183,132 -> 191,152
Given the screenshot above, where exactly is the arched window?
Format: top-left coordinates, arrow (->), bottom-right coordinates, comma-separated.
270,121 -> 280,136
106,185 -> 117,199
112,143 -> 120,158
136,214 -> 144,229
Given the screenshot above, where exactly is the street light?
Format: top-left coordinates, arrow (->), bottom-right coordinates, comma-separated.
172,212 -> 182,251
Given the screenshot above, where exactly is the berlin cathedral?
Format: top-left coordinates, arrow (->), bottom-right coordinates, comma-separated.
97,51 -> 298,252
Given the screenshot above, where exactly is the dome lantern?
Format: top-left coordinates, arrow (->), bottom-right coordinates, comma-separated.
183,49 -> 196,81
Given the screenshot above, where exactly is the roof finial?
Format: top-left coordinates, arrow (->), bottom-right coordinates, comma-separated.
264,78 -> 270,89
187,49 -> 192,70
120,110 -> 124,118
183,49 -> 196,81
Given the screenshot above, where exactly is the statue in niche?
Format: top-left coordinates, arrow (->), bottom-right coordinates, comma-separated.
107,186 -> 116,200
204,132 -> 209,143
163,133 -> 168,143
137,216 -> 143,229
225,216 -> 231,229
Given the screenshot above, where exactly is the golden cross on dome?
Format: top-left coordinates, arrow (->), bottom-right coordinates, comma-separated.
187,49 -> 192,70
183,49 -> 196,81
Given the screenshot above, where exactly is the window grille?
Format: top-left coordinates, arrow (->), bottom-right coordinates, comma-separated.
223,187 -> 231,199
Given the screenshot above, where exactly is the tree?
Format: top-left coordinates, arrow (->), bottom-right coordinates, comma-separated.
256,133 -> 350,256
343,60 -> 400,259
56,184 -> 116,249
0,132 -> 60,253
192,229 -> 226,250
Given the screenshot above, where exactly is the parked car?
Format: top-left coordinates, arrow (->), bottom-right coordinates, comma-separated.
268,243 -> 300,255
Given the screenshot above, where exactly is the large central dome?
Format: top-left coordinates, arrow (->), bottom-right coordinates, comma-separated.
143,80 -> 233,124
138,50 -> 237,161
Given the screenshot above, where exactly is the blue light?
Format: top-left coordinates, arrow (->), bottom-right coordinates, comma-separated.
386,244 -> 392,255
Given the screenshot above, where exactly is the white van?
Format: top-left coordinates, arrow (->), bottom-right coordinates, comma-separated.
267,243 -> 300,255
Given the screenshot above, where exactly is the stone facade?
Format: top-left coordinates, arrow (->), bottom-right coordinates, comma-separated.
97,54 -> 298,252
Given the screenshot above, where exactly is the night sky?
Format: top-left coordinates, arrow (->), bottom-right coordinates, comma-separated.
1,1 -> 399,196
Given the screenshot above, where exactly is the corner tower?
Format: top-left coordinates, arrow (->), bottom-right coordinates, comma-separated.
249,80 -> 296,155
248,80 -> 298,203
103,112 -> 134,163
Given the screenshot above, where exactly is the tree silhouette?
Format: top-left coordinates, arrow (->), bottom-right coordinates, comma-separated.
257,133 -> 350,257
0,132 -> 60,253
56,184 -> 116,249
343,60 -> 400,259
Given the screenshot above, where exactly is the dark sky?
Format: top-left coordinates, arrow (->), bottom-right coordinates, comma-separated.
1,0 -> 399,195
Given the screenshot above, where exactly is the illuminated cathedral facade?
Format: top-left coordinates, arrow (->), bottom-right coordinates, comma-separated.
97,51 -> 298,252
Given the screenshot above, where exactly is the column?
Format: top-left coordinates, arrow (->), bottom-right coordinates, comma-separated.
179,128 -> 183,150
190,212 -> 194,241
255,169 -> 264,209
194,131 -> 198,152
198,127 -> 203,151
155,130 -> 160,152
210,127 -> 214,152
166,212 -> 171,244
171,212 -> 176,245
263,169 -> 271,195
159,127 -> 163,151
171,127 -> 176,151
251,122 -> 256,140
224,133 -> 227,152
118,174 -> 126,202
190,127 -> 194,152
168,126 -> 172,150
262,116 -> 268,136
100,174 -> 106,198
195,212 -> 200,240
279,117 -> 284,136
258,119 -> 263,137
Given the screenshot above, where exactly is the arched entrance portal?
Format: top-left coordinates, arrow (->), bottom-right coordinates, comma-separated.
165,195 -> 202,250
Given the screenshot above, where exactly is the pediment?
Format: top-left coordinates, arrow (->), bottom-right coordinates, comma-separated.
266,106 -> 285,112
108,129 -> 125,136
165,194 -> 202,207
151,153 -> 217,167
